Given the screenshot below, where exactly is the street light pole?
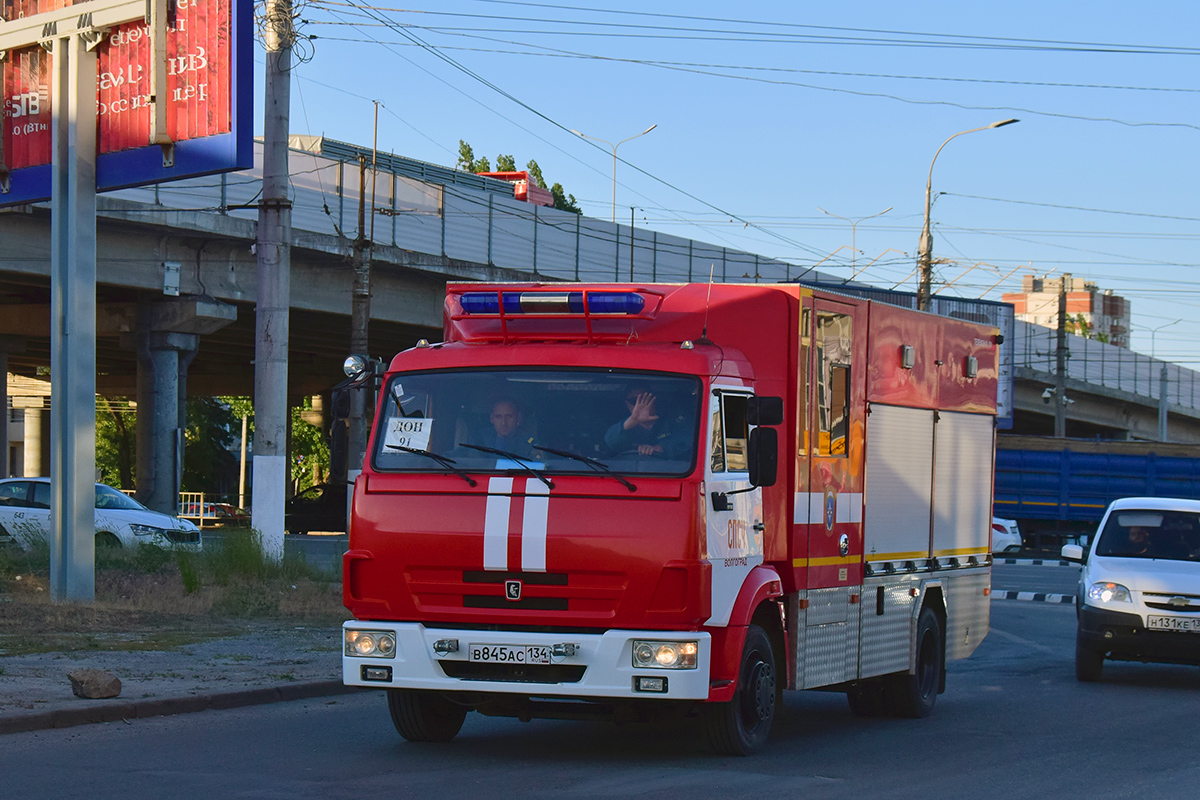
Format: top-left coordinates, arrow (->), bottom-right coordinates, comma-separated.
570,124 -> 657,223
1147,319 -> 1181,359
818,206 -> 892,276
916,118 -> 1019,311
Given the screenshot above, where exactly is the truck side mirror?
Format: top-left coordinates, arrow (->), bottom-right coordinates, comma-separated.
748,427 -> 778,488
747,396 -> 784,427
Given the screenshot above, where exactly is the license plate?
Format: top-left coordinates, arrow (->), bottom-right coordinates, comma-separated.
1147,616 -> 1200,633
469,644 -> 552,664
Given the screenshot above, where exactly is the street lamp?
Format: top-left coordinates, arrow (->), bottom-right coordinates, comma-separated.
1146,319 -> 1181,359
818,206 -> 891,278
570,124 -> 657,223
916,118 -> 1019,311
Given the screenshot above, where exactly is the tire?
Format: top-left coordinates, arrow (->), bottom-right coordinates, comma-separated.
846,677 -> 889,717
704,624 -> 778,756
1075,630 -> 1105,682
386,689 -> 467,743
886,606 -> 943,719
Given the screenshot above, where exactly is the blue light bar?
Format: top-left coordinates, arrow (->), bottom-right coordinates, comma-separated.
459,291 -> 645,315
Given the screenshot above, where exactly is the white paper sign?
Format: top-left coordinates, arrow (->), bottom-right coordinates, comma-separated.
384,417 -> 433,451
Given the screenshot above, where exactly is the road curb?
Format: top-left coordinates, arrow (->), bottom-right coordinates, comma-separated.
993,591 -> 1076,604
0,680 -> 364,736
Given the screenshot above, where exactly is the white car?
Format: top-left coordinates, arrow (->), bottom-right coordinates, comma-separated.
0,478 -> 201,551
1061,497 -> 1200,682
992,516 -> 1023,554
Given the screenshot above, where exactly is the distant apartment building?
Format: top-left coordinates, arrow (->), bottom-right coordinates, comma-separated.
1002,274 -> 1130,349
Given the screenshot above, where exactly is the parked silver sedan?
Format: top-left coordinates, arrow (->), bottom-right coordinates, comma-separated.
0,478 -> 201,551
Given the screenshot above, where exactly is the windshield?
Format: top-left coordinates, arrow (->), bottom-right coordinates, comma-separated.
372,369 -> 702,477
94,484 -> 150,511
1095,509 -> 1200,561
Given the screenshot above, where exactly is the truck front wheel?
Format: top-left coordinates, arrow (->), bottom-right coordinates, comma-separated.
703,624 -> 777,756
386,689 -> 467,742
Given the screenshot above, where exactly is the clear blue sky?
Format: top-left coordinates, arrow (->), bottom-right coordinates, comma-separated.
255,1 -> 1200,365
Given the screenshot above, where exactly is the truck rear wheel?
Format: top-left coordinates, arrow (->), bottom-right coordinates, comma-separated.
1075,630 -> 1105,682
885,606 -> 942,718
386,689 -> 467,742
703,624 -> 777,756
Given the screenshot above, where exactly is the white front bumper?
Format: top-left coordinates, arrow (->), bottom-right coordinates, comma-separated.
342,622 -> 712,700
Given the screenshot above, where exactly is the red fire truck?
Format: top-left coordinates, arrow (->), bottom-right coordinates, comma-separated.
342,282 -> 999,755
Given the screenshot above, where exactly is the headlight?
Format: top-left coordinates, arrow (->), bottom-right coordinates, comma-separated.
1087,582 -> 1132,604
129,523 -> 166,537
345,629 -> 397,659
632,640 -> 698,670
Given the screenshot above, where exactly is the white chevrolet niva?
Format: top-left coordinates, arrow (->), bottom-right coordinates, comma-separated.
1062,497 -> 1200,681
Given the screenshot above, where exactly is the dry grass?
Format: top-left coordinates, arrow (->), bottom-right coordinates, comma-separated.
0,537 -> 350,656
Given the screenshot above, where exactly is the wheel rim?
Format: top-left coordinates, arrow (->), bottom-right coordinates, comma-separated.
739,655 -> 775,730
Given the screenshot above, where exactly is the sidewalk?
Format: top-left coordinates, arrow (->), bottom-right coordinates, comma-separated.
0,622 -> 358,735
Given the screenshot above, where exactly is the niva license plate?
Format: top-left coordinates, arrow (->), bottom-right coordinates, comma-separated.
469,644 -> 553,664
1147,616 -> 1200,633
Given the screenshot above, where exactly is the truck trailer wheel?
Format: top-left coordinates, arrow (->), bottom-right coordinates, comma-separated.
885,607 -> 942,719
386,689 -> 467,742
703,624 -> 777,756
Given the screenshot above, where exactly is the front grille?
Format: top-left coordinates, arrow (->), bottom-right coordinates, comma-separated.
439,661 -> 586,683
1144,593 -> 1200,613
163,529 -> 200,544
1145,602 -> 1200,613
406,567 -> 625,616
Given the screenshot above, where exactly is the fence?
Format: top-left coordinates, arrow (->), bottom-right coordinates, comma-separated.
1015,322 -> 1200,410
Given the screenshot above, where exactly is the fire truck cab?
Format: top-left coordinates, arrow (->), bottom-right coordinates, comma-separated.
342,283 -> 999,755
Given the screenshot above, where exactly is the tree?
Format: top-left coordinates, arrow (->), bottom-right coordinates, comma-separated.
526,159 -> 547,188
182,397 -> 240,494
496,154 -> 517,172
550,183 -> 581,214
455,140 -> 490,174
96,397 -> 136,490
291,397 -> 330,492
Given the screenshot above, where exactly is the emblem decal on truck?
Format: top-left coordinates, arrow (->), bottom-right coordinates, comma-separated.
824,489 -> 837,531
505,580 -> 522,601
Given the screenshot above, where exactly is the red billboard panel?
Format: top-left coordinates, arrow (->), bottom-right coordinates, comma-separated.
3,0 -> 232,167
1,0 -> 251,203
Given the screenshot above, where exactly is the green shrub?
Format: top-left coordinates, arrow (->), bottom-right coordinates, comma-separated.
177,551 -> 201,594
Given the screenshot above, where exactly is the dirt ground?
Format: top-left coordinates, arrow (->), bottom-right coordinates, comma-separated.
0,564 -> 352,722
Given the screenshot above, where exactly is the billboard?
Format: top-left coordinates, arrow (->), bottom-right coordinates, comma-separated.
1,0 -> 252,204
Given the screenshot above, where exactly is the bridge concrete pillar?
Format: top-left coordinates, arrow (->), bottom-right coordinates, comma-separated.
23,405 -> 50,478
0,336 -> 26,478
126,297 -> 237,515
135,329 -> 198,514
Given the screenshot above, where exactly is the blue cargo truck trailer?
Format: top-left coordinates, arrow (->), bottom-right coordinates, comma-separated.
995,435 -> 1200,547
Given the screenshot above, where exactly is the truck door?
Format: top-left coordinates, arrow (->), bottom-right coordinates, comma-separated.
704,388 -> 764,627
806,300 -> 865,587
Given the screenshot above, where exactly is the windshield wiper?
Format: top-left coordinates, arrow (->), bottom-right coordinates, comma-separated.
531,445 -> 637,493
384,445 -> 477,487
457,443 -> 555,489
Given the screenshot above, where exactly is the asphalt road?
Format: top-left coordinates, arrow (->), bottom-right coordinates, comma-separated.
5,599 -> 1198,799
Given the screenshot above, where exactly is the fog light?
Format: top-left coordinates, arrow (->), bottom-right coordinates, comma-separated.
635,676 -> 667,693
345,629 -> 397,658
362,665 -> 393,682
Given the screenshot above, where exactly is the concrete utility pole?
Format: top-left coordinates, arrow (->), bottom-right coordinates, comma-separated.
1054,278 -> 1068,438
916,119 -> 1018,311
347,155 -> 372,478
1159,364 -> 1170,442
253,0 -> 295,562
